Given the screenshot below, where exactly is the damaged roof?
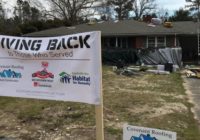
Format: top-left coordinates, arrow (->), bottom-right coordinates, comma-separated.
24,20 -> 199,37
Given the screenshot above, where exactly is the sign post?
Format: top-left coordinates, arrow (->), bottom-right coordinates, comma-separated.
95,35 -> 104,140
95,104 -> 104,140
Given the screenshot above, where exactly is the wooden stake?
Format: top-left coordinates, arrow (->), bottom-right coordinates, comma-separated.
95,103 -> 104,140
95,68 -> 104,140
95,31 -> 104,140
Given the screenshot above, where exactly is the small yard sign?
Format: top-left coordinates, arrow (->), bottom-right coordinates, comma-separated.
123,124 -> 176,140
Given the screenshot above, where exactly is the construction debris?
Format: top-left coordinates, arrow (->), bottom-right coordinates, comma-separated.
113,64 -> 175,76
185,68 -> 200,78
147,69 -> 170,75
164,22 -> 173,28
137,48 -> 182,68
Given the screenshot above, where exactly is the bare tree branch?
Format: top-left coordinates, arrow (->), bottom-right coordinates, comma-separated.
132,0 -> 156,19
46,0 -> 96,25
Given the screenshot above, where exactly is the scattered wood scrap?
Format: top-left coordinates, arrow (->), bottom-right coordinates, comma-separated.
185,68 -> 200,78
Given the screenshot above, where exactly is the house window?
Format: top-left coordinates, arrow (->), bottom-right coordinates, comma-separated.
157,37 -> 166,47
148,37 -> 156,48
110,38 -> 116,48
103,37 -> 131,49
147,36 -> 166,48
119,38 -> 129,49
103,37 -> 116,49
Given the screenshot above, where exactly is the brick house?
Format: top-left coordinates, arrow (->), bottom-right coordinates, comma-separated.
25,20 -> 200,63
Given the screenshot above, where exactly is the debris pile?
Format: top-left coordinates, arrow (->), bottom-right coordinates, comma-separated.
184,65 -> 200,79
137,48 -> 182,68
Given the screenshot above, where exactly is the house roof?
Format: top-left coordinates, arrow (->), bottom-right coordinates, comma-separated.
24,20 -> 200,37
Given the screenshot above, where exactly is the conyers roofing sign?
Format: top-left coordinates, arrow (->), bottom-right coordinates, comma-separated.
0,31 -> 101,105
123,124 -> 176,140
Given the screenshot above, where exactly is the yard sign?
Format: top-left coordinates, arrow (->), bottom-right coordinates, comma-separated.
123,124 -> 176,140
0,31 -> 104,140
0,31 -> 101,105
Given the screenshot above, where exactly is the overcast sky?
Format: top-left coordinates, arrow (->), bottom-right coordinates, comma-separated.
3,0 -> 188,17
3,0 -> 188,9
158,0 -> 187,10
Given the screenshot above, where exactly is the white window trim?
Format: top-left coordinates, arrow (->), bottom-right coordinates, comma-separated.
146,36 -> 166,48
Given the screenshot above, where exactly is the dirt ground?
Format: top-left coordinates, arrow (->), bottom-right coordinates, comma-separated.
183,76 -> 200,124
0,66 -> 199,140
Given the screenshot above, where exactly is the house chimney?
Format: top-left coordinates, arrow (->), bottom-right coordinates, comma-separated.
143,15 -> 152,23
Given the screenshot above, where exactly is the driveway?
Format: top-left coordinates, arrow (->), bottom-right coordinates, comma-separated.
183,77 -> 200,123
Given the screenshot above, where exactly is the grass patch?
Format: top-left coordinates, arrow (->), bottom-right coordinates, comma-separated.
105,127 -> 121,135
0,65 -> 199,140
103,66 -> 200,140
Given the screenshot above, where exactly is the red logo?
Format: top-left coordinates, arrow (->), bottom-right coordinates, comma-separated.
42,61 -> 48,69
33,82 -> 39,87
32,62 -> 54,79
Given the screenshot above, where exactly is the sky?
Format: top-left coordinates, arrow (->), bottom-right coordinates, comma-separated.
2,0 -> 188,17
158,0 -> 187,10
157,0 -> 188,15
2,0 -> 188,10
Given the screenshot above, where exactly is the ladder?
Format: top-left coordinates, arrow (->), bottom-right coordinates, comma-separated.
198,26 -> 200,64
197,20 -> 200,58
198,22 -> 200,56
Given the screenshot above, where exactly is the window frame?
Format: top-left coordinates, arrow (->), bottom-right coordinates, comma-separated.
146,36 -> 166,48
102,37 -> 131,49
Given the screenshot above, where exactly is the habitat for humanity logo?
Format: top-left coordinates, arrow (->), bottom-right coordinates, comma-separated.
59,72 -> 71,83
131,134 -> 158,140
32,61 -> 54,88
59,72 -> 90,86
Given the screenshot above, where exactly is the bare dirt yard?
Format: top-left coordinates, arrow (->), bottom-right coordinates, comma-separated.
0,65 -> 199,140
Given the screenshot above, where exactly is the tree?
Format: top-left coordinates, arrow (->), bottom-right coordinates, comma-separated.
107,0 -> 133,20
99,7 -> 114,21
186,0 -> 200,10
14,0 -> 23,23
169,8 -> 192,21
30,7 -> 41,21
186,0 -> 200,19
156,8 -> 169,20
22,1 -> 31,21
0,0 -> 5,19
94,1 -> 114,21
14,0 -> 42,23
46,0 -> 96,25
132,0 -> 156,20
0,0 -> 6,33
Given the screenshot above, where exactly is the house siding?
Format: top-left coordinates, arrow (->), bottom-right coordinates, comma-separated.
166,36 -> 176,47
135,37 -> 145,48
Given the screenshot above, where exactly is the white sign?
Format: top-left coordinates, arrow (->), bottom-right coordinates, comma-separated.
0,31 -> 101,105
123,124 -> 176,140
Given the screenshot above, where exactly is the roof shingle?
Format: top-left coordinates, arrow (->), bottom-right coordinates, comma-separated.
24,20 -> 200,37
